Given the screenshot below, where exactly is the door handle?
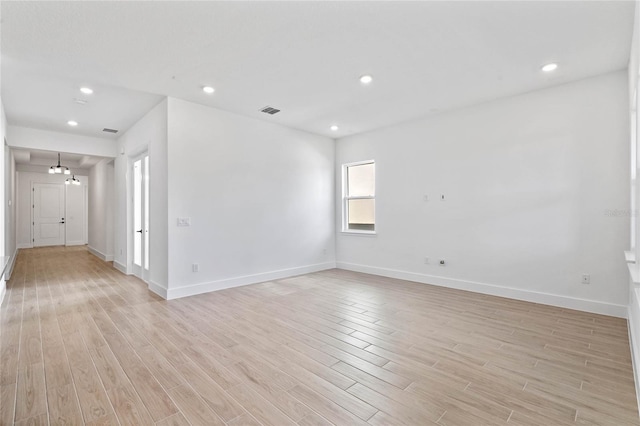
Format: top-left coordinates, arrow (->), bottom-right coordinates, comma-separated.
59,221 -> 65,224
136,229 -> 143,233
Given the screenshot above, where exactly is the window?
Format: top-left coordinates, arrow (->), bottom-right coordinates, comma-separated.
343,160 -> 375,233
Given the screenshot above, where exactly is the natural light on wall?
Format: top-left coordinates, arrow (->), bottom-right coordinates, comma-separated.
344,161 -> 375,232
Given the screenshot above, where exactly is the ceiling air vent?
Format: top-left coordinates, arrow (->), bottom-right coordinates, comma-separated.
102,128 -> 119,134
260,106 -> 281,115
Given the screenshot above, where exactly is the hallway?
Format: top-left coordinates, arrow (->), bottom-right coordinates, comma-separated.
1,246 -> 639,425
1,246 -> 162,424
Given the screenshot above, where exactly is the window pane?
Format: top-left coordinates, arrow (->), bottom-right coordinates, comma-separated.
348,163 -> 374,197
348,199 -> 375,231
144,156 -> 150,270
133,160 -> 142,267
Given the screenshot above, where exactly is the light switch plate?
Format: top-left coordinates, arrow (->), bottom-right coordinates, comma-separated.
177,217 -> 191,227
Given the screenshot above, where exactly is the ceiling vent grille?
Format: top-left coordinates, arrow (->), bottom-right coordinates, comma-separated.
102,128 -> 119,134
260,106 -> 281,115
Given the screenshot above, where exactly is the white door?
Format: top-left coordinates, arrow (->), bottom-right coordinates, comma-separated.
65,181 -> 86,246
132,154 -> 149,281
33,183 -> 65,247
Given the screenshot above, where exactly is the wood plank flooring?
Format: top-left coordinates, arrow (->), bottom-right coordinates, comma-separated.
1,246 -> 638,425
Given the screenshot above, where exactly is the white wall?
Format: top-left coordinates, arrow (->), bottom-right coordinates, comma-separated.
626,0 -> 640,414
105,162 -> 114,257
6,126 -> 117,158
4,147 -> 16,276
16,170 -> 89,248
336,71 -> 629,317
0,100 -> 6,304
115,99 -> 168,288
65,178 -> 87,246
0,105 -> 5,259
165,98 -> 335,298
88,159 -> 115,260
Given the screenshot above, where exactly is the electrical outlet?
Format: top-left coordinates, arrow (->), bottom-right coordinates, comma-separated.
423,195 -> 429,202
177,217 -> 191,227
192,263 -> 199,272
424,257 -> 429,264
581,274 -> 590,284
441,194 -> 446,201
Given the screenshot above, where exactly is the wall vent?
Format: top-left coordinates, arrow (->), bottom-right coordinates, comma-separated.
102,128 -> 119,134
260,106 -> 281,115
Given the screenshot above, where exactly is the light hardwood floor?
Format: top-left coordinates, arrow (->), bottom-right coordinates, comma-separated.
1,246 -> 638,425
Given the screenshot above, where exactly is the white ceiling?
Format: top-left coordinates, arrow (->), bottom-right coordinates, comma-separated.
12,148 -> 105,172
1,1 -> 635,140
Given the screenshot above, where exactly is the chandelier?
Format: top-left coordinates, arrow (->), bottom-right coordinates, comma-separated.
65,175 -> 81,185
49,153 -> 70,175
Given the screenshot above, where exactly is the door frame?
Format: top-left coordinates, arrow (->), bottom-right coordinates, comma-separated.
129,151 -> 150,283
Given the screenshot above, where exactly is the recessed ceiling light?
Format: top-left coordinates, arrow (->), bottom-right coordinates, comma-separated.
330,125 -> 339,131
360,75 -> 373,84
80,87 -> 93,95
203,86 -> 215,94
67,120 -> 78,126
541,63 -> 558,72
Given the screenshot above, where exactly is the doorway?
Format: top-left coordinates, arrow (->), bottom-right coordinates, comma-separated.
131,153 -> 149,282
33,183 -> 65,246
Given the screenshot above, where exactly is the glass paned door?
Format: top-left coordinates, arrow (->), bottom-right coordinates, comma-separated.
132,154 -> 149,281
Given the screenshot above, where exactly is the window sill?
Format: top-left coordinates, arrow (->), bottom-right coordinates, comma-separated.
340,230 -> 377,236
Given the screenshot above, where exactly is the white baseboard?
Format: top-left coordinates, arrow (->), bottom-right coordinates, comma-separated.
337,262 -> 628,318
0,280 -> 5,307
3,248 -> 19,281
113,261 -> 128,275
66,241 -> 87,247
627,286 -> 640,415
166,261 -> 337,300
149,280 -> 168,299
87,246 -> 114,262
17,243 -> 32,249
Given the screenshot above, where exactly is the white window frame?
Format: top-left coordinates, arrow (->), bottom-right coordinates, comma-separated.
342,160 -> 376,235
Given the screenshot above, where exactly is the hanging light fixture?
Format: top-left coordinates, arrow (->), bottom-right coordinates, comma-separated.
49,153 -> 71,175
65,175 -> 81,185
